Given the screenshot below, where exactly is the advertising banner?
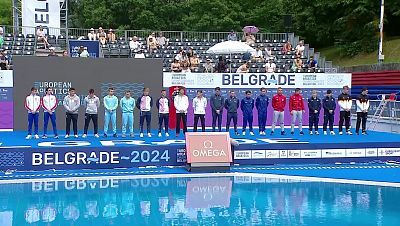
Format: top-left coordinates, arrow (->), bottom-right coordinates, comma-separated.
69,40 -> 100,58
185,177 -> 232,208
22,0 -> 60,35
185,132 -> 232,163
0,71 -> 13,130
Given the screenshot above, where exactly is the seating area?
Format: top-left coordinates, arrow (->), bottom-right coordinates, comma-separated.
1,31 -> 323,73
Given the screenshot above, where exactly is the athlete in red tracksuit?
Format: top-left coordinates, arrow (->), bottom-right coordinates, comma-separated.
289,88 -> 305,135
271,87 -> 286,135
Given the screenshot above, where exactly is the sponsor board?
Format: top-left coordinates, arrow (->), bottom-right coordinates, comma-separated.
365,148 -> 378,157
346,149 -> 366,157
265,150 -> 280,158
378,148 -> 400,157
251,150 -> 266,159
321,149 -> 346,158
234,150 -> 252,160
300,149 -> 322,158
280,150 -> 288,158
287,150 -> 301,158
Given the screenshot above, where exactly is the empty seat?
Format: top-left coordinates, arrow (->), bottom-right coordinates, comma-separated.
12,50 -> 22,55
16,33 -> 25,38
26,34 -> 35,38
23,51 -> 34,56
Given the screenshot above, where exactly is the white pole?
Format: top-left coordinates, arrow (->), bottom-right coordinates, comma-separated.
378,0 -> 385,64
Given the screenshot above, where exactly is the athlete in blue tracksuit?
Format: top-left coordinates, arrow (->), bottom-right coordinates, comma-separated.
240,90 -> 255,135
255,87 -> 269,135
308,90 -> 322,135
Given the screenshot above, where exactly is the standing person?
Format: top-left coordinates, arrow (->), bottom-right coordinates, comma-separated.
63,88 -> 80,138
256,87 -> 269,135
356,88 -> 369,135
323,90 -> 336,135
174,87 -> 189,136
25,87 -> 41,139
41,87 -> 58,139
210,87 -> 224,132
338,85 -> 353,135
120,90 -> 135,138
271,87 -> 286,135
289,88 -> 305,135
193,90 -> 207,132
103,87 -> 119,138
82,89 -> 100,138
157,89 -> 170,137
225,90 -> 240,136
241,90 -> 255,136
308,90 -> 322,135
136,87 -> 153,138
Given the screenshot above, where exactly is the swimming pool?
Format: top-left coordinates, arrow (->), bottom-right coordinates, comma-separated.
1,174 -> 399,226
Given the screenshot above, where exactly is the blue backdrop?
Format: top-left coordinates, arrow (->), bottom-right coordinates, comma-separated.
69,40 -> 100,58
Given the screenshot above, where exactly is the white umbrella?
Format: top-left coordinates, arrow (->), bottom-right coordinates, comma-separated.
206,41 -> 255,72
206,41 -> 255,54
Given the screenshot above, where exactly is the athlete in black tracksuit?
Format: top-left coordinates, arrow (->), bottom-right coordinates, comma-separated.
225,91 -> 240,135
323,89 -> 336,135
308,91 -> 322,134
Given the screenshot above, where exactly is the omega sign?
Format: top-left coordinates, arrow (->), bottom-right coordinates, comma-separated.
191,140 -> 227,158
185,132 -> 232,163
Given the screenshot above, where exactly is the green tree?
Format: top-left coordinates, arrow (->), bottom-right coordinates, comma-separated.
0,0 -> 12,26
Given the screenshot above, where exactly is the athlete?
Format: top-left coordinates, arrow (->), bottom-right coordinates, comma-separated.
193,90 -> 207,132
210,87 -> 224,132
323,89 -> 336,135
356,87 -> 369,135
308,90 -> 321,135
63,88 -> 80,138
338,85 -> 353,135
255,87 -> 269,135
289,88 -> 305,135
25,87 -> 41,139
120,90 -> 135,138
271,87 -> 286,135
174,87 -> 189,136
103,87 -> 119,137
156,89 -> 170,137
136,87 -> 153,137
83,89 -> 100,138
225,90 -> 240,136
41,87 -> 58,139
241,90 -> 255,135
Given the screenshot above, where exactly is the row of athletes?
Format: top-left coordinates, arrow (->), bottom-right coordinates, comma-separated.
24,85 -> 369,139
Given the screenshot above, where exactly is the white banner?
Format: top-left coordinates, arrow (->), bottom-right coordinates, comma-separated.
0,71 -> 13,88
22,0 -> 60,35
163,73 -> 352,89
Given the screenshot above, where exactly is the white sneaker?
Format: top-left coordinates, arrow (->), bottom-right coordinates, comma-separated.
25,135 -> 32,139
34,135 -> 39,139
140,133 -> 144,138
148,133 -> 152,137
309,131 -> 313,135
165,133 -> 170,137
323,131 -> 327,135
94,134 -> 100,138
158,133 -> 162,137
242,131 -> 246,136
249,132 -> 254,136
346,131 -> 353,135
74,135 -> 79,138
315,131 -> 319,135
330,131 -> 336,135
65,134 -> 69,138
260,131 -> 264,135
82,134 -> 87,138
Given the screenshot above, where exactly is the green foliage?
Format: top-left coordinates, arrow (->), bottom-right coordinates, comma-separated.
0,0 -> 12,25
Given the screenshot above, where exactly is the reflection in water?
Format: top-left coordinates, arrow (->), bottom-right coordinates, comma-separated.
0,176 -> 398,225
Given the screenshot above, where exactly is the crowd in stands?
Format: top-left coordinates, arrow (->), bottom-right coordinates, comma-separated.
0,26 -> 320,72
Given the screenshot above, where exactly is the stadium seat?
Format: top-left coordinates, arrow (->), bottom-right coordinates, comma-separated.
110,49 -> 120,58
24,46 -> 34,51
119,47 -> 130,58
5,33 -> 13,38
4,37 -> 13,42
13,46 -> 23,51
26,34 -> 35,38
12,50 -> 22,55
23,51 -> 34,56
16,33 -> 25,38
103,49 -> 111,58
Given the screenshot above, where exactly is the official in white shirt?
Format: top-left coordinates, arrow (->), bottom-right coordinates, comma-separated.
265,59 -> 276,73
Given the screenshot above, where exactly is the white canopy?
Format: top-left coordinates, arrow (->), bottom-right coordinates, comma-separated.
206,41 -> 255,54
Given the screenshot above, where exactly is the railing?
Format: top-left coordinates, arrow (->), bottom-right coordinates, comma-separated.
1,25 -> 289,42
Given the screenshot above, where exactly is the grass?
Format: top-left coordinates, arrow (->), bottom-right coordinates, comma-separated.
318,37 -> 400,67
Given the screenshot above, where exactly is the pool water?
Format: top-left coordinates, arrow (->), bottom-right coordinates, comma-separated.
0,175 -> 400,226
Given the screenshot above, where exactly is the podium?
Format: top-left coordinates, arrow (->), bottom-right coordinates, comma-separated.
185,132 -> 232,172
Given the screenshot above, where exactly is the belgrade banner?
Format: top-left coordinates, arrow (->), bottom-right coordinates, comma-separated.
22,0 -> 61,35
163,73 -> 352,89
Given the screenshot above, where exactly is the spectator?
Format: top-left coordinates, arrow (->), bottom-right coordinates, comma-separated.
62,50 -> 69,57
295,40 -> 305,56
88,28 -> 97,40
147,36 -> 158,51
147,32 -> 156,45
134,49 -> 145,59
36,25 -> 49,49
107,29 -> 116,42
97,27 -> 107,45
243,33 -> 255,45
236,62 -> 250,73
156,32 -> 168,47
227,30 -> 237,41
265,47 -> 274,59
0,26 -> 3,37
174,49 -> 186,62
48,47 -> 58,57
242,51 -> 252,61
187,47 -> 194,58
171,59 -> 182,72
294,55 -> 303,69
203,59 -> 214,73
80,47 -> 90,58
0,51 -> 8,70
252,47 -> 263,61
0,27 -> 3,47
215,56 -> 227,73
181,60 -> 191,73
265,59 -> 276,73
282,41 -> 292,54
307,56 -> 318,70
129,36 -> 141,53
189,54 -> 200,71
